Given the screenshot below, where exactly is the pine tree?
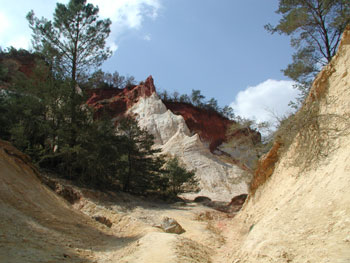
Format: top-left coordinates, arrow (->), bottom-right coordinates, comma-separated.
116,117 -> 165,194
27,0 -> 112,84
266,0 -> 350,107
27,0 -> 112,146
164,157 -> 197,195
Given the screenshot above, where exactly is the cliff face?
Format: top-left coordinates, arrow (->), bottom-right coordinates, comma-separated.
86,75 -> 156,118
127,93 -> 248,201
87,76 -> 255,201
217,26 -> 350,263
87,76 -> 235,151
163,101 -> 232,152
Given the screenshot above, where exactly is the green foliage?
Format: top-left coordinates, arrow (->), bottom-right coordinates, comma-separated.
164,157 -> 197,195
116,117 -> 166,194
158,89 -> 235,120
266,0 -> 350,107
84,70 -> 136,89
190,89 -> 206,107
27,0 -> 112,83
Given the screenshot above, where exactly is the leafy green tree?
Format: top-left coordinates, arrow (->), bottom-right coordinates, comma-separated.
164,157 -> 197,195
53,116 -> 124,187
206,97 -> 219,112
27,0 -> 112,146
86,70 -> 136,89
221,105 -> 235,119
27,0 -> 112,84
179,93 -> 191,103
116,117 -> 165,194
190,89 -> 205,107
266,0 -> 350,106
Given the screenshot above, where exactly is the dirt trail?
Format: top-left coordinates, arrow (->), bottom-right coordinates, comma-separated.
74,188 -> 227,262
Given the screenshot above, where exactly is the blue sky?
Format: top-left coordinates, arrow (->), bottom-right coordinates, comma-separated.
0,0 -> 299,125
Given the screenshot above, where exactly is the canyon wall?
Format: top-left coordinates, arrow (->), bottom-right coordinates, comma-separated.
218,26 -> 350,263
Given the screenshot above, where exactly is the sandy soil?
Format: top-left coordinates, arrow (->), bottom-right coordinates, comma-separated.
0,142 -> 229,263
213,26 -> 350,263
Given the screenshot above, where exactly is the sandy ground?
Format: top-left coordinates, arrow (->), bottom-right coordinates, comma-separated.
0,142 -> 230,263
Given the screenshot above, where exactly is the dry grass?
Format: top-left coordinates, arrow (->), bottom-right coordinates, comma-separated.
275,100 -> 350,171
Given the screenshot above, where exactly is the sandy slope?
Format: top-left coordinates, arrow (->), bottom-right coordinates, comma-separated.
0,140 -> 227,262
214,27 -> 350,263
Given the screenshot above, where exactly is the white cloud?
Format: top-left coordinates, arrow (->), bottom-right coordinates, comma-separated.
0,10 -> 31,49
0,0 -> 161,51
230,79 -> 299,127
88,0 -> 161,49
0,12 -> 10,35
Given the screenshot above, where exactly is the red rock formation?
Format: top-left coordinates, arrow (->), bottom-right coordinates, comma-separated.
86,75 -> 156,117
87,75 -> 260,153
163,101 -> 233,152
0,53 -> 38,79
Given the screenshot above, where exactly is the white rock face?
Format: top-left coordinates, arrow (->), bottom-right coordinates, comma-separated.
128,93 -> 248,201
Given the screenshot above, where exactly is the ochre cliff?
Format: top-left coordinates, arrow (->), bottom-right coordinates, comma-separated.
87,76 -> 259,154
215,25 -> 350,263
86,75 -> 156,118
86,75 -> 259,201
163,101 -> 233,152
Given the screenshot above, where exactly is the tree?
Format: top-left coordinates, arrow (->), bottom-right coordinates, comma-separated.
27,0 -> 112,85
190,89 -> 205,107
221,105 -> 235,119
27,0 -> 112,146
116,117 -> 165,193
86,70 -> 136,89
179,94 -> 191,103
266,0 -> 350,106
164,157 -> 197,195
206,97 -> 219,112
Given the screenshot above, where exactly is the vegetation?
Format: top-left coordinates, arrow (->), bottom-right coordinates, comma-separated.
27,0 -> 112,83
84,70 -> 136,89
164,157 -> 197,195
115,117 -> 166,193
266,0 -> 350,107
273,100 -> 350,171
0,0 -> 197,198
159,89 -> 235,119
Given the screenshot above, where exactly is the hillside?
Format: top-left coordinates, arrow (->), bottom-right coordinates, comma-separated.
214,26 -> 350,263
0,139 -> 235,262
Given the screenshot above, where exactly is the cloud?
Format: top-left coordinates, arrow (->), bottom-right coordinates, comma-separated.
88,0 -> 161,49
0,0 -> 161,51
0,11 -> 31,49
230,79 -> 299,127
89,0 -> 160,29
0,12 -> 10,35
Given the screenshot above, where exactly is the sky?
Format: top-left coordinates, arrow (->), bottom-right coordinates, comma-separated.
0,0 -> 299,126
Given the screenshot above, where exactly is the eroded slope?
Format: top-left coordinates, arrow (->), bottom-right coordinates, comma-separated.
216,26 -> 350,263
